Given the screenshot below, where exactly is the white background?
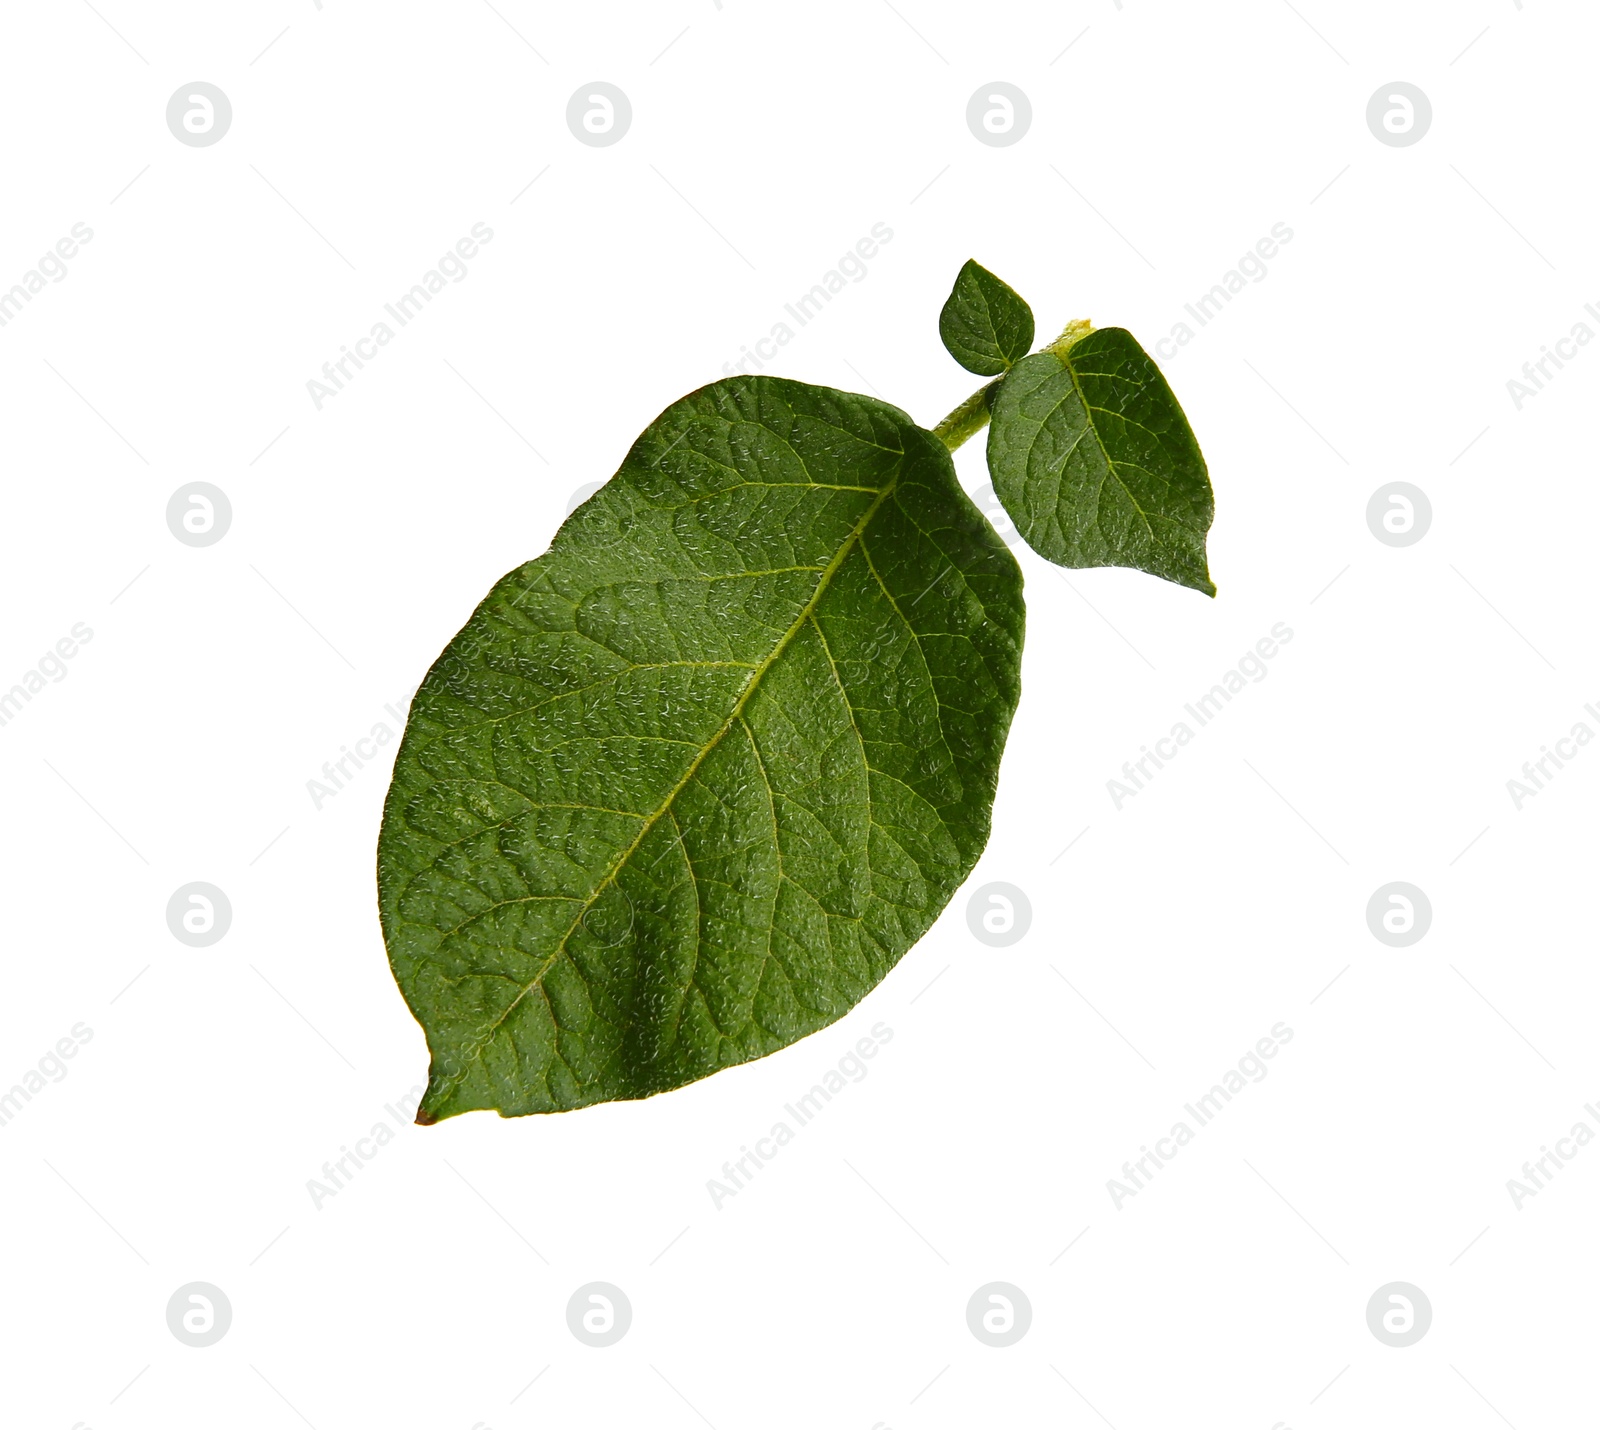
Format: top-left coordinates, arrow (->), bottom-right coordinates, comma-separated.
1,1 -> 1593,1426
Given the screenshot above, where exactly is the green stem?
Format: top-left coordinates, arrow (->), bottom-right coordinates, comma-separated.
931,377 -> 1001,452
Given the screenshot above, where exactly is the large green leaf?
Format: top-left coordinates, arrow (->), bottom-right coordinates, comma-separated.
939,259 -> 1035,376
987,327 -> 1215,595
378,377 -> 1024,1120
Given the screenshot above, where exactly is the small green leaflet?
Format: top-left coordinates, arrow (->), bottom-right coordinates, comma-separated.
984,325 -> 1216,595
938,259 -> 1035,376
378,378 -> 1023,1120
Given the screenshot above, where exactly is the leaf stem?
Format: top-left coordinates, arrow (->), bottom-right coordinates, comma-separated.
930,378 -> 1001,452
1048,317 -> 1095,360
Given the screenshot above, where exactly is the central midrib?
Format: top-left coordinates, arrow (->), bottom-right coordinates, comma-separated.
432,469 -> 904,1101
1053,348 -> 1160,545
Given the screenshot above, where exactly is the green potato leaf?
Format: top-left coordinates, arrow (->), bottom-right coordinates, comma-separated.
986,326 -> 1216,595
378,377 -> 1024,1120
939,259 -> 1036,376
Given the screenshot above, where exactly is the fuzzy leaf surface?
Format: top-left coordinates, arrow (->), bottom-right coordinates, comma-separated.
378,377 -> 1024,1120
987,329 -> 1215,595
938,260 -> 1036,376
